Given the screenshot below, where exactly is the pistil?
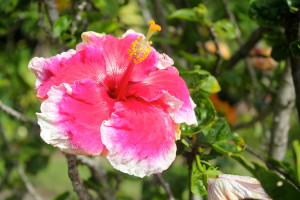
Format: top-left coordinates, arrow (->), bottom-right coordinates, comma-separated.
114,20 -> 161,100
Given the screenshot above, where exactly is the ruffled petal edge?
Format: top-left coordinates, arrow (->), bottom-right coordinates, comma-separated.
37,83 -> 86,155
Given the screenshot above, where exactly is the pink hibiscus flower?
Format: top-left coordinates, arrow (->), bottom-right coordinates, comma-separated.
208,174 -> 272,200
28,21 -> 197,177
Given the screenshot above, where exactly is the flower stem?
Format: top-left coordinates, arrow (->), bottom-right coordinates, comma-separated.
66,154 -> 90,200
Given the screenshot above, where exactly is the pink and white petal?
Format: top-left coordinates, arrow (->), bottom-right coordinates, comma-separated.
221,175 -> 271,200
101,98 -> 177,177
29,50 -> 76,96
38,79 -> 115,155
157,53 -> 174,69
81,31 -> 106,43
29,45 -> 107,99
219,174 -> 260,184
37,83 -> 83,155
78,33 -> 158,90
208,178 -> 231,200
99,34 -> 158,85
208,175 -> 272,200
128,67 -> 197,125
121,29 -> 142,38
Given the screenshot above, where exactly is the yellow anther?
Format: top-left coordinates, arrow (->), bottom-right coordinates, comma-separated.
127,20 -> 161,64
128,36 -> 151,64
145,20 -> 161,41
149,20 -> 155,25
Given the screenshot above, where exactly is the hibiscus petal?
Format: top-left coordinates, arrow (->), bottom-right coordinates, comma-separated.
29,44 -> 107,99
128,67 -> 197,125
208,175 -> 271,200
100,98 -> 177,177
157,53 -> 174,69
77,32 -> 159,90
37,79 -> 115,155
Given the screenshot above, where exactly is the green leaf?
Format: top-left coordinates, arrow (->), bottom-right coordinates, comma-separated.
179,51 -> 215,68
249,0 -> 290,27
180,69 -> 221,95
200,75 -> 221,94
199,119 -> 245,154
51,191 -> 70,200
287,0 -> 300,9
193,93 -> 216,130
180,70 -> 209,90
25,154 -> 49,175
212,19 -> 236,39
191,160 -> 222,196
0,0 -> 19,13
252,162 -> 300,200
200,119 -> 230,143
212,133 -> 245,154
191,162 -> 208,196
169,8 -> 200,21
180,124 -> 196,136
231,154 -> 255,172
293,140 -> 300,183
92,0 -> 120,17
87,20 -> 121,34
191,173 -> 207,196
180,93 -> 216,136
53,16 -> 72,37
169,4 -> 207,22
289,40 -> 300,57
266,158 -> 297,182
233,156 -> 300,199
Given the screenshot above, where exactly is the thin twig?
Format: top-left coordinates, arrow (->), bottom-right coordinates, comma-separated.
209,25 -> 223,76
155,174 -> 175,200
220,0 -> 261,100
221,0 -> 261,88
245,145 -> 266,162
16,163 -> 43,200
76,156 -> 115,200
246,145 -> 300,190
71,1 -> 87,34
231,106 -> 273,131
225,27 -> 267,69
137,0 -> 152,22
0,100 -> 37,125
42,0 -> 59,27
152,0 -> 172,55
0,123 -> 43,200
220,0 -> 242,43
0,161 -> 13,190
186,152 -> 195,200
66,154 -> 90,200
38,0 -> 68,54
38,0 -> 53,38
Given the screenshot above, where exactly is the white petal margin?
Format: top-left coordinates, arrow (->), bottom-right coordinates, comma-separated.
102,136 -> 176,178
36,83 -> 85,155
208,174 -> 272,200
121,29 -> 143,38
28,50 -> 76,90
160,92 -> 198,126
100,100 -> 177,178
157,53 -> 174,69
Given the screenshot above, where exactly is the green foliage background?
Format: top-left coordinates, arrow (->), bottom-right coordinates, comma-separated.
0,0 -> 300,199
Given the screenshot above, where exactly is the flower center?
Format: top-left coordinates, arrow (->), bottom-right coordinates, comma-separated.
114,20 -> 161,100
